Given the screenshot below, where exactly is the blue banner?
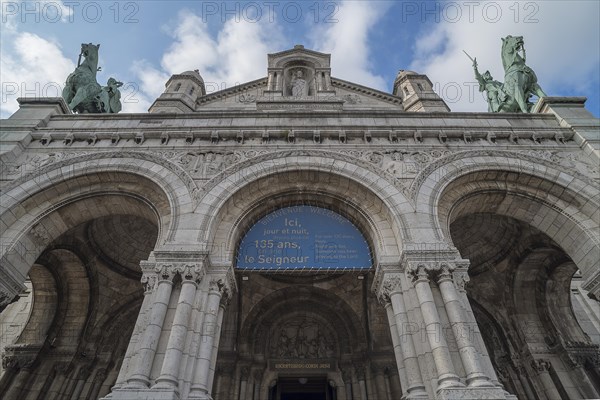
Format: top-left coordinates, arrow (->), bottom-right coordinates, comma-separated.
236,206 -> 372,271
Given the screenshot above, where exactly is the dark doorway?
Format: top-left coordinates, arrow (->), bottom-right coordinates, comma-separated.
281,394 -> 325,400
270,377 -> 336,400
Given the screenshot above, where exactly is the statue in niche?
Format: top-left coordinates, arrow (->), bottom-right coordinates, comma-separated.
278,329 -> 293,358
290,69 -> 307,97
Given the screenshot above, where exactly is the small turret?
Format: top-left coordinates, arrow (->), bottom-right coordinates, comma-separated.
394,70 -> 450,112
149,70 -> 206,113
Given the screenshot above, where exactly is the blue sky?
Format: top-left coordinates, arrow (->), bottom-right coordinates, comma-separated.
1,0 -> 599,117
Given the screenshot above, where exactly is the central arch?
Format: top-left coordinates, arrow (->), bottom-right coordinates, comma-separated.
203,160 -> 407,400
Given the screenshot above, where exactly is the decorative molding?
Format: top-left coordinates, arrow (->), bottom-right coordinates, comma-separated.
2,150 -> 201,205
410,149 -> 600,203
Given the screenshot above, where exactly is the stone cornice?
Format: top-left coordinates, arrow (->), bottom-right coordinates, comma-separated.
331,77 -> 403,106
196,78 -> 267,105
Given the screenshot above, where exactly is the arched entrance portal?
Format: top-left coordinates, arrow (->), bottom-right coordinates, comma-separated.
212,204 -> 402,400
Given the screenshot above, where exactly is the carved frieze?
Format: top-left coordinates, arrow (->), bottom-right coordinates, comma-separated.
1,150 -> 201,205
3,147 -> 596,219
270,317 -> 336,359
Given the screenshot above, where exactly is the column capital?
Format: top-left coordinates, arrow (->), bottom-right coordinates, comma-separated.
401,251 -> 469,286
174,263 -> 205,284
354,364 -> 366,380
532,359 -> 552,372
140,260 -> 207,291
1,343 -> 43,370
206,263 -> 237,305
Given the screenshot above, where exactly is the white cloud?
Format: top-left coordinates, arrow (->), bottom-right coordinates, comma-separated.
1,32 -> 74,117
0,0 -> 77,117
129,10 -> 284,112
310,0 -> 389,90
410,1 -> 600,112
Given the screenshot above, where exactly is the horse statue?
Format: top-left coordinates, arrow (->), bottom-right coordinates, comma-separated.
62,43 -> 123,113
466,36 -> 546,113
500,35 -> 546,112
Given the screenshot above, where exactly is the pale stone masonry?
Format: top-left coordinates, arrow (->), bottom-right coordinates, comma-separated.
0,46 -> 599,400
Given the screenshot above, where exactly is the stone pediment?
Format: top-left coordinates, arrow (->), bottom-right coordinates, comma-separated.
194,76 -> 402,111
153,45 -> 414,112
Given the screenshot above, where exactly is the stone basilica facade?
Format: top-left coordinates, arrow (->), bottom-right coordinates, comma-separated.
0,46 -> 599,400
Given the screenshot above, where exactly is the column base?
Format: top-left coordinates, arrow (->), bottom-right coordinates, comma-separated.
187,391 -> 213,400
104,387 -> 181,400
436,386 -> 510,400
404,391 -> 430,399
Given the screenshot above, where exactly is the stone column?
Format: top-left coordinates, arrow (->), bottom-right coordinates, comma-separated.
112,264 -> 157,389
88,369 -> 107,400
1,355 -> 34,400
386,368 -> 403,400
351,369 -> 361,400
324,72 -> 332,90
452,268 -> 503,388
189,277 -> 232,399
181,287 -> 211,393
341,368 -> 353,400
382,302 -> 407,387
154,264 -> 204,391
207,304 -> 227,394
70,365 -> 91,400
381,276 -> 428,398
372,365 -> 388,400
252,371 -> 262,400
410,265 -> 463,390
127,264 -> 175,388
1,344 -> 42,400
532,359 -> 562,399
436,265 -> 492,387
238,367 -> 249,400
46,363 -> 70,400
355,366 -> 368,400
316,71 -> 324,91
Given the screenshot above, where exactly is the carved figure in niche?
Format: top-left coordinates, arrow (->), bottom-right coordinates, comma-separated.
296,322 -> 309,357
317,330 -> 333,358
290,69 -> 307,97
278,329 -> 293,358
308,337 -> 319,358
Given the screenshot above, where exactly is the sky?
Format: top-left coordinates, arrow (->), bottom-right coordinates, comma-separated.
1,0 -> 599,118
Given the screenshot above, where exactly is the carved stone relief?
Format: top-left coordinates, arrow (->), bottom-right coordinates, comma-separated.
269,317 -> 336,359
3,148 -> 596,215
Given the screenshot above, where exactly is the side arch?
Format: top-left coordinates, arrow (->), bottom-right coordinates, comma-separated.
414,150 -> 600,294
0,154 -> 185,306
